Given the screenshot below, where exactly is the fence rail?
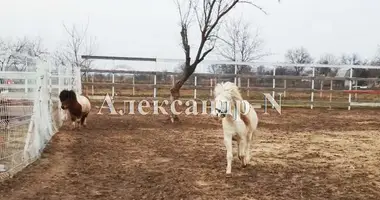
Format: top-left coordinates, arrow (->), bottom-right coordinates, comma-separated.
81,67 -> 380,110
0,62 -> 81,181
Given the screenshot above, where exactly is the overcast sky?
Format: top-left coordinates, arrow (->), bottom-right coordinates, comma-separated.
1,0 -> 379,72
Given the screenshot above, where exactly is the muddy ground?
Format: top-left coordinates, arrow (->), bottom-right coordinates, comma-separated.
0,107 -> 380,200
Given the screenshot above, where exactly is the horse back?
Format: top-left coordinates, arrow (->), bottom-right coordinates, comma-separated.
82,94 -> 91,102
77,95 -> 91,114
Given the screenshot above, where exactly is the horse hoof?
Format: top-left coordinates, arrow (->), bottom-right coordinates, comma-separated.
225,173 -> 232,178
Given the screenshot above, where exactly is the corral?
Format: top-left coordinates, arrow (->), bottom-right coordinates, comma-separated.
0,59 -> 380,199
80,56 -> 380,110
0,105 -> 379,199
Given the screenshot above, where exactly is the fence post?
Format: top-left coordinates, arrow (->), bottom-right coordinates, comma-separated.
210,78 -> 213,97
354,80 -> 358,101
272,66 -> 276,108
43,63 -> 53,138
91,72 -> 94,96
311,67 -> 315,109
75,67 -> 82,94
194,75 -> 197,99
348,68 -> 353,110
153,73 -> 157,98
57,67 -> 62,122
23,65 -> 44,160
247,78 -> 250,97
112,72 -> 115,97
48,63 -> 52,112
234,65 -> 237,84
132,74 -> 135,96
319,79 -> 323,98
329,79 -> 333,110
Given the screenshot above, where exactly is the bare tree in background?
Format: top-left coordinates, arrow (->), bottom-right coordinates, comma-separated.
214,16 -> 270,74
367,47 -> 380,81
339,53 -> 371,85
372,45 -> 380,65
315,53 -> 339,94
207,64 -> 223,74
53,21 -> 97,73
340,53 -> 361,65
284,47 -> 313,75
317,53 -> 338,76
0,36 -> 47,72
171,0 -> 277,122
174,62 -> 186,73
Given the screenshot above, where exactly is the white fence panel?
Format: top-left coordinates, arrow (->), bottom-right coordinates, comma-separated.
0,62 -> 81,180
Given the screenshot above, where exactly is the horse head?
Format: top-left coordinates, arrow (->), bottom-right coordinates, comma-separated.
213,82 -> 242,119
59,89 -> 78,110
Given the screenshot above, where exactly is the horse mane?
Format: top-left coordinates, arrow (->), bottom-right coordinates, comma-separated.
214,82 -> 243,101
59,89 -> 78,103
214,82 -> 251,126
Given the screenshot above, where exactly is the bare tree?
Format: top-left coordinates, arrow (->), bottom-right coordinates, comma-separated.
53,21 -> 97,72
367,47 -> 380,79
284,47 -> 313,75
216,16 -> 270,74
0,36 -> 47,72
340,53 -> 361,65
372,45 -> 380,65
171,0 -> 277,122
174,62 -> 186,73
339,53 -> 371,85
207,64 -> 223,74
316,53 -> 338,76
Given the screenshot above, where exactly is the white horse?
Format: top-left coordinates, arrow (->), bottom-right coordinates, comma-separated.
212,81 -> 259,175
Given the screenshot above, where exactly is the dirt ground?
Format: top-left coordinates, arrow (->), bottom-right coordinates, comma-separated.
0,106 -> 380,200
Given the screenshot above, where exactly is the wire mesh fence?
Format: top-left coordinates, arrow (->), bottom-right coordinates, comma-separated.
0,62 -> 81,181
0,97 -> 33,179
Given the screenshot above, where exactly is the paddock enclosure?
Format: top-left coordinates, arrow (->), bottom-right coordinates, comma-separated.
80,56 -> 380,110
0,59 -> 380,199
0,106 -> 380,199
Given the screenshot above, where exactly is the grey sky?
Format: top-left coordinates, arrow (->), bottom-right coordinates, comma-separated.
1,0 -> 379,72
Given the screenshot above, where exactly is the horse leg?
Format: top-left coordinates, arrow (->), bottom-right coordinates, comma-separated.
76,120 -> 81,130
70,116 -> 77,130
239,136 -> 247,167
80,113 -> 88,127
224,133 -> 233,175
71,121 -> 76,130
244,130 -> 255,165
236,136 -> 242,161
244,138 -> 251,166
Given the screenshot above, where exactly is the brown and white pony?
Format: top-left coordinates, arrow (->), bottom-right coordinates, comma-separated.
59,89 -> 91,130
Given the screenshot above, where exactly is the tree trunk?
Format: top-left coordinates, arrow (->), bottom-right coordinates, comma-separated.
169,63 -> 196,122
